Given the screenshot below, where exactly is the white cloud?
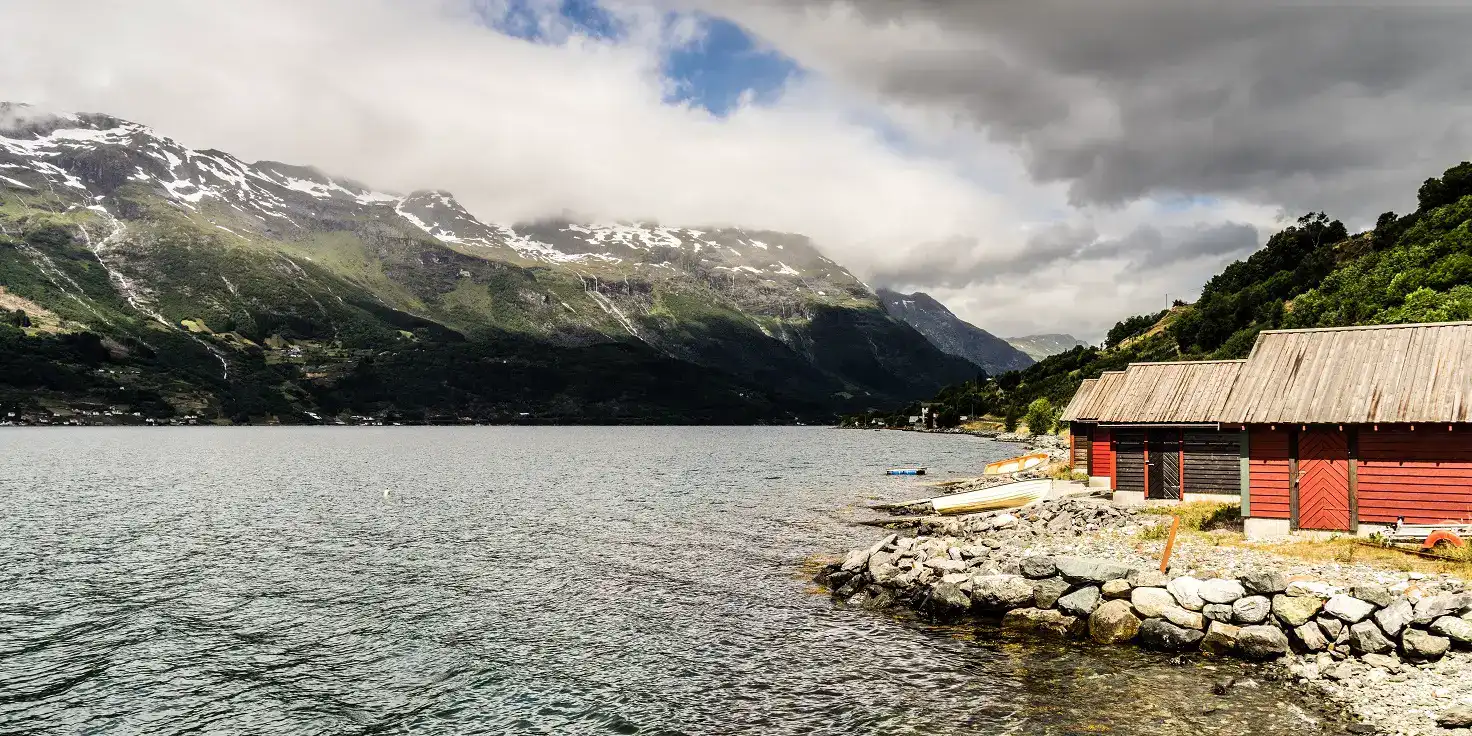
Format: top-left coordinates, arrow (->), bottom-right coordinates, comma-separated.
0,0 -> 1288,341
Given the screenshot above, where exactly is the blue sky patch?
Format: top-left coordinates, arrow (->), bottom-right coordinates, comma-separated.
477,2 -> 804,116
661,15 -> 803,116
486,0 -> 624,43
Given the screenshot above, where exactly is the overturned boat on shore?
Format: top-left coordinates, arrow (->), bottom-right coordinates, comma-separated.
929,479 -> 1050,515
982,452 -> 1049,476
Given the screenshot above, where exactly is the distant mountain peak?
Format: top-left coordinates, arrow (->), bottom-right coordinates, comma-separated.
1004,333 -> 1088,362
877,288 -> 1033,374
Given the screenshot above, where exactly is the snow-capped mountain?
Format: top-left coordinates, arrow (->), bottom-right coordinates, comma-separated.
0,106 -> 865,296
0,105 -> 976,423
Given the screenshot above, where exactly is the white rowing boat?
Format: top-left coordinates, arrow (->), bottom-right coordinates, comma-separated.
930,479 -> 1051,515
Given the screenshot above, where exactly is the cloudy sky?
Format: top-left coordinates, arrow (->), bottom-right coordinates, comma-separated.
5,0 -> 1472,341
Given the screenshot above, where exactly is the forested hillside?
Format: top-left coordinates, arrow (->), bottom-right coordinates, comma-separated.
870,160 -> 1472,431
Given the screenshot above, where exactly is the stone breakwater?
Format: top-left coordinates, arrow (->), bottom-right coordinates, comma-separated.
818,498 -> 1472,735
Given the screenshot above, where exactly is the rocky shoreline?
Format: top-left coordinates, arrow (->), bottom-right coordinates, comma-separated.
818,498 -> 1472,736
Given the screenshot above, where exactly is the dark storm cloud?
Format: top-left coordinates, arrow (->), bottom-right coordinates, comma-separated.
717,0 -> 1472,220
873,221 -> 1261,290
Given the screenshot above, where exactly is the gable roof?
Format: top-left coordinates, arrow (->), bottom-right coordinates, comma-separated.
1219,321 -> 1472,424
1070,371 -> 1128,421
1096,360 -> 1246,424
1059,378 -> 1098,422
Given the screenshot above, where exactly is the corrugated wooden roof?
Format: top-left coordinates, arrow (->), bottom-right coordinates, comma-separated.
1095,360 -> 1246,423
1219,321 -> 1472,423
1059,378 -> 1098,422
1070,371 -> 1128,421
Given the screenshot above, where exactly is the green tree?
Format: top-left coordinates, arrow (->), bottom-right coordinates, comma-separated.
1003,403 -> 1021,432
1023,397 -> 1055,435
1105,310 -> 1167,348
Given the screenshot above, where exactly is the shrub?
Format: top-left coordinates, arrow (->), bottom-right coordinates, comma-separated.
1023,397 -> 1055,435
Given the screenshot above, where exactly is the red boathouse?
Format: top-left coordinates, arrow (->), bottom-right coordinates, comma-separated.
1061,322 -> 1472,538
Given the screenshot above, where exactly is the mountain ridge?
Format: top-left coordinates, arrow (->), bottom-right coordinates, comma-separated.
875,288 -> 1032,374
0,105 -> 976,423
1004,333 -> 1087,362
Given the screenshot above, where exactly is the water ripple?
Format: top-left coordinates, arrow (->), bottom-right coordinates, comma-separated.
1,427 -> 1348,735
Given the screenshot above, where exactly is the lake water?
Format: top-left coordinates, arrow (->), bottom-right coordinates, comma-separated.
0,427 -> 1350,735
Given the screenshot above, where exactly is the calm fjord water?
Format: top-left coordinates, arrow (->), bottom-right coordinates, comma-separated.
1,427 -> 1345,735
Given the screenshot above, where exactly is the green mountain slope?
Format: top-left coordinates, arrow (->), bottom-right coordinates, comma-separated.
0,107 -> 975,424
889,160 -> 1472,429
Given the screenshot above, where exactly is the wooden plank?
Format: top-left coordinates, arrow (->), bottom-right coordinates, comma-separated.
1289,429 -> 1300,529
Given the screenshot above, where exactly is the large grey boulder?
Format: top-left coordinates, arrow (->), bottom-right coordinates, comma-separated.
1128,569 -> 1170,588
1200,621 -> 1241,655
1199,579 -> 1246,605
1000,609 -> 1083,638
1437,703 -> 1472,729
926,557 -> 968,574
1031,576 -> 1071,609
1232,596 -> 1271,625
840,548 -> 870,573
1293,621 -> 1329,651
1322,594 -> 1376,624
1131,587 -> 1177,619
1002,607 -> 1084,639
1058,586 -> 1102,617
1090,599 -> 1141,644
1202,603 -> 1235,623
1351,584 -> 1393,608
872,563 -> 904,586
1167,576 -> 1205,611
971,574 -> 1035,609
1236,625 -> 1290,659
927,581 -> 972,613
1055,557 -> 1132,584
1140,618 -> 1205,651
1403,628 -> 1451,662
868,551 -> 896,576
1272,594 -> 1323,627
1240,569 -> 1288,595
1430,615 -> 1472,644
1374,599 -> 1414,636
1315,616 -> 1345,640
1019,556 -> 1057,579
1162,605 -> 1206,631
1414,594 -> 1472,625
1348,620 -> 1394,654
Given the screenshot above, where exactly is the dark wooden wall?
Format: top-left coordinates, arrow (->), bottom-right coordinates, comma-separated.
1183,431 -> 1242,495
1114,431 -> 1145,493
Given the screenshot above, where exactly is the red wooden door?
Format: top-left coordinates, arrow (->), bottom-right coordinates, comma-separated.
1297,428 -> 1352,531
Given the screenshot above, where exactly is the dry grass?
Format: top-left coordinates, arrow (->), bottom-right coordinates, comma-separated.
1134,502 -> 1472,575
1237,537 -> 1472,576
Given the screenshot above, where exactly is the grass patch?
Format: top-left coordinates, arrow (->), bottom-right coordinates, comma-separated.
1140,501 -> 1242,531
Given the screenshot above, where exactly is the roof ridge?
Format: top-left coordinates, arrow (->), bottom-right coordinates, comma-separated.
1125,359 -> 1247,366
1259,320 -> 1472,335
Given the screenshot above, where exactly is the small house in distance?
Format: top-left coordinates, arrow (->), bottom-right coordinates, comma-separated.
1061,321 -> 1472,538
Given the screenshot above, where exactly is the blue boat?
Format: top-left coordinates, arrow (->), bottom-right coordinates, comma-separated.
885,467 -> 927,476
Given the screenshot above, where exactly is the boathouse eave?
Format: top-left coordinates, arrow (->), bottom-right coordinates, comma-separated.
1097,422 -> 1222,429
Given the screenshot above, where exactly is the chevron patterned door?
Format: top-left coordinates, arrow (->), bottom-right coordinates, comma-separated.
1296,428 -> 1352,531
